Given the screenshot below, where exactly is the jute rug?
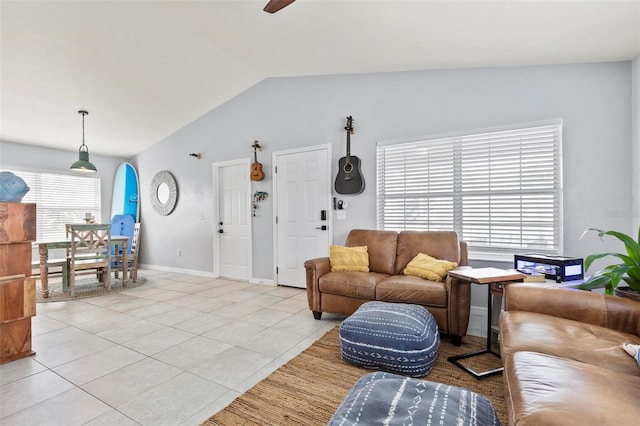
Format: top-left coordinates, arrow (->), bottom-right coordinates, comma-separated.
35,275 -> 147,302
203,324 -> 507,425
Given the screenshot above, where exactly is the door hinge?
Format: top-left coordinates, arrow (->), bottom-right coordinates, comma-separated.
276,267 -> 279,274
275,216 -> 278,224
275,166 -> 277,173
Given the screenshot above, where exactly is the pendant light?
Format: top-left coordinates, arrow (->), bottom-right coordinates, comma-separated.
70,110 -> 97,173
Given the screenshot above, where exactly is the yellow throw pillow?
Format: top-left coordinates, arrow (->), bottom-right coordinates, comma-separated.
403,253 -> 457,281
330,245 -> 369,272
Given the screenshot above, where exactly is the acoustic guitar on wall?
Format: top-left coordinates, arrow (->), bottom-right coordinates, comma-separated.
251,140 -> 265,181
335,116 -> 365,194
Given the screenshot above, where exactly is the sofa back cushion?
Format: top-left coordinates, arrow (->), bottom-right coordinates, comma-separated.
394,231 -> 460,275
346,229 -> 398,275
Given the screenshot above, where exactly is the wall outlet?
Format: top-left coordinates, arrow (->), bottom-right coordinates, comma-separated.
177,248 -> 181,257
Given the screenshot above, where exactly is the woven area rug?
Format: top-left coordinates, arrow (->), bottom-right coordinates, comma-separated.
35,275 -> 147,302
203,324 -> 507,425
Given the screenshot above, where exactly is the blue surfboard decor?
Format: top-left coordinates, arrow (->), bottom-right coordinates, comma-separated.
111,162 -> 140,222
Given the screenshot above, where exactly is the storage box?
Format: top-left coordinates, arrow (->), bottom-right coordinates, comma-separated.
514,254 -> 584,282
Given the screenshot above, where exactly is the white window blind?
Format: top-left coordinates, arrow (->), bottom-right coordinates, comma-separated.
6,170 -> 102,240
377,123 -> 562,257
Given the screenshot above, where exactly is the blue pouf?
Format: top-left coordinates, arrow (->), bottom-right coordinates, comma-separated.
339,301 -> 440,377
328,372 -> 501,426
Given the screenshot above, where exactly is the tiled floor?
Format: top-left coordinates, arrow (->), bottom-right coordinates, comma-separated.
0,269 -> 342,425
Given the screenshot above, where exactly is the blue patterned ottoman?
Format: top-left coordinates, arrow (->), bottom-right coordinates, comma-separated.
328,372 -> 501,426
339,301 -> 440,377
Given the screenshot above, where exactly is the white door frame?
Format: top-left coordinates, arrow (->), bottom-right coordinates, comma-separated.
272,143 -> 333,285
212,158 -> 252,279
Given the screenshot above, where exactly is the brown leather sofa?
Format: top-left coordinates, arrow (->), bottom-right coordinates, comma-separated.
500,284 -> 640,425
304,229 -> 471,345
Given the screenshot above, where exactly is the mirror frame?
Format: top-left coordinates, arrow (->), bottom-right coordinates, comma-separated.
150,170 -> 178,216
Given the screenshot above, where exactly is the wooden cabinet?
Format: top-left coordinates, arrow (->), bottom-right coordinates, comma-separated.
0,202 -> 36,364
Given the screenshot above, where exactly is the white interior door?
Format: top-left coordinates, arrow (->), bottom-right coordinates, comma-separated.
216,161 -> 251,280
274,145 -> 332,288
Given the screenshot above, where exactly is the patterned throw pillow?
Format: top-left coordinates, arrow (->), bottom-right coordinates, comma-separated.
330,245 -> 369,272
403,253 -> 457,281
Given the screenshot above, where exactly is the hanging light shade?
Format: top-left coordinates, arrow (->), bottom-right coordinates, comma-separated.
70,110 -> 97,173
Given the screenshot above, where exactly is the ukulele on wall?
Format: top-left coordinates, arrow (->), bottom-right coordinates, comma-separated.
335,116 -> 365,194
251,140 -> 265,181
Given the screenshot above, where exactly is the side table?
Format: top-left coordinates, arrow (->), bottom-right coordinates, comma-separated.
447,267 -> 526,379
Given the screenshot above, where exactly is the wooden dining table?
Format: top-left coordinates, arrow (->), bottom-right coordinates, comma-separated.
36,235 -> 129,299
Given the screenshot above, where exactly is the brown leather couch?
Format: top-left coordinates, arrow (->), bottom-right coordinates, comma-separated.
500,284 -> 640,425
304,229 -> 471,345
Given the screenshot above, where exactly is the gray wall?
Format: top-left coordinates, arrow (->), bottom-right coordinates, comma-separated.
633,53 -> 640,232
133,61 -> 633,295
0,140 -> 127,222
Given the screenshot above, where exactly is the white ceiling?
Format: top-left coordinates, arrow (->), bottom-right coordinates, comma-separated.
2,0 -> 639,158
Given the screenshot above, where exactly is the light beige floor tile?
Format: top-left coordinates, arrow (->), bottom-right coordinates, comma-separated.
0,357 -> 47,386
52,345 -> 146,385
144,289 -> 188,302
125,301 -> 178,318
202,320 -> 266,345
268,297 -> 308,313
180,389 -> 241,426
96,319 -> 166,344
105,297 -> 157,312
212,301 -> 263,318
120,327 -> 195,356
171,312 -> 232,335
189,346 -> 275,389
73,311 -> 138,334
82,358 -> 182,407
146,306 -> 201,326
215,289 -> 260,303
1,387 -> 111,426
153,336 -> 232,370
236,327 -> 306,357
118,372 -> 228,426
31,315 -> 69,335
83,409 -> 140,426
232,357 -> 287,393
266,286 -> 305,298
33,333 -> 116,368
0,370 -> 75,418
241,307 -> 294,326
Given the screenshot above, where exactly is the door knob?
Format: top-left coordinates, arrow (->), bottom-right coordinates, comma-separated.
218,229 -> 224,234
315,225 -> 327,231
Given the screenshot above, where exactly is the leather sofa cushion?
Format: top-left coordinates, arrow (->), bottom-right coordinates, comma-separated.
394,231 -> 460,275
319,271 -> 389,300
376,275 -> 447,307
500,310 -> 640,377
503,351 -> 640,426
346,229 -> 398,275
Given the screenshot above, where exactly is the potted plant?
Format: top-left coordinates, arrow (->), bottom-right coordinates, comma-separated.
580,228 -> 640,300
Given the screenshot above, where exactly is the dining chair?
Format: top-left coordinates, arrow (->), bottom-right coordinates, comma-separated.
67,223 -> 111,297
113,222 -> 141,283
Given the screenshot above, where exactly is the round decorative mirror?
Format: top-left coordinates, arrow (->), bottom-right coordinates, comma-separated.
150,171 -> 178,215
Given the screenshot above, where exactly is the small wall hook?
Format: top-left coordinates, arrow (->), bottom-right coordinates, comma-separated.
189,153 -> 202,159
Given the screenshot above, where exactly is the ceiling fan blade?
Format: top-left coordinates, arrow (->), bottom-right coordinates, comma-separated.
263,0 -> 296,14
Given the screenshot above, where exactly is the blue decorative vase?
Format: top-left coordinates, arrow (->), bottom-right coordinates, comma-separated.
0,171 -> 30,202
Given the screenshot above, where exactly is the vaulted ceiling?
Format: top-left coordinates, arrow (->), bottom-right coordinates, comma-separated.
2,1 -> 639,157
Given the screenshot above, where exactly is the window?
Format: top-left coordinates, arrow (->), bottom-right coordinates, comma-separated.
6,170 -> 102,240
377,122 -> 562,259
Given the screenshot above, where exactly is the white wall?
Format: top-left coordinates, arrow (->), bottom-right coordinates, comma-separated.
0,141 -> 128,222
133,61 -> 633,291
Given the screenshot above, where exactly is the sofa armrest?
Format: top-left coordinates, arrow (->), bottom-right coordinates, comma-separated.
445,275 -> 471,339
504,283 -> 640,337
304,257 -> 331,312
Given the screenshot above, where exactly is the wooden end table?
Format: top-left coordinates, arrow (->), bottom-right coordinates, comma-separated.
447,267 -> 526,379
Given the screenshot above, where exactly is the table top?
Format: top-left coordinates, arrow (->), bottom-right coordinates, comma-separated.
448,267 -> 526,284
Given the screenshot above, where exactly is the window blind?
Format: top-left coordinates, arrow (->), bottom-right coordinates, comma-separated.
377,123 -> 562,257
6,170 -> 102,240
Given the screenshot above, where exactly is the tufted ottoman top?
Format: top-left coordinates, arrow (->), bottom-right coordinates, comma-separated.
339,301 -> 440,377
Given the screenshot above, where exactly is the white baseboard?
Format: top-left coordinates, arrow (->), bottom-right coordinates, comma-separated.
249,278 -> 275,286
138,264 -> 217,278
468,305 -> 488,337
